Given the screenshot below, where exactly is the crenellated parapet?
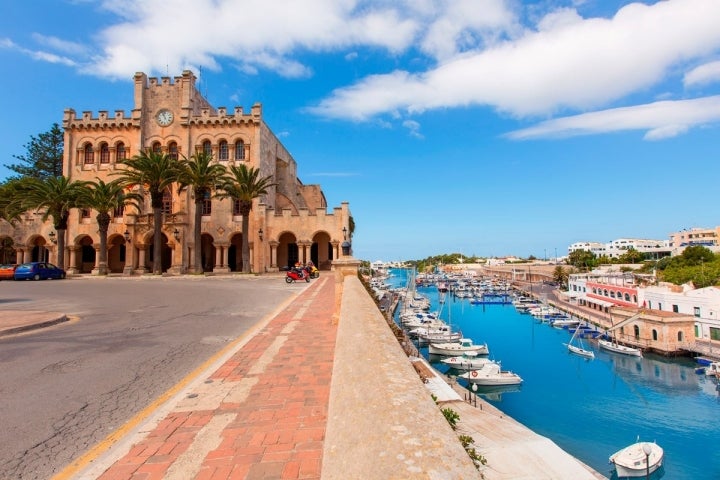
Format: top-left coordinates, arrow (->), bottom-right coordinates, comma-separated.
63,108 -> 139,130
185,103 -> 262,127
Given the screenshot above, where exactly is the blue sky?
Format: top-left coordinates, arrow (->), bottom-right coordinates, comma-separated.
2,0 -> 719,262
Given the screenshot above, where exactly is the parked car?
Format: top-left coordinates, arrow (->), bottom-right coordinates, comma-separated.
0,264 -> 17,280
14,262 -> 66,281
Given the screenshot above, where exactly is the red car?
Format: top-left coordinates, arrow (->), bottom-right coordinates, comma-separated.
0,264 -> 18,280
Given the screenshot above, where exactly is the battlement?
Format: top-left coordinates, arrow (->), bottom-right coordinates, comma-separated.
63,108 -> 139,130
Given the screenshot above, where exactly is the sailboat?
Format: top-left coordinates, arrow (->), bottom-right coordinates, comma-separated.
598,312 -> 644,357
564,324 -> 595,359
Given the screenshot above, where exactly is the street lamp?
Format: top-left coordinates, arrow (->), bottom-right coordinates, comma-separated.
258,228 -> 263,241
48,231 -> 57,244
342,226 -> 347,240
173,228 -> 180,242
641,443 -> 652,480
471,382 -> 478,407
123,229 -> 131,243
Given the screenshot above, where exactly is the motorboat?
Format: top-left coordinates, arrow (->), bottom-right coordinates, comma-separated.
440,352 -> 495,371
598,338 -> 643,357
609,441 -> 663,478
458,362 -> 523,386
428,338 -> 489,356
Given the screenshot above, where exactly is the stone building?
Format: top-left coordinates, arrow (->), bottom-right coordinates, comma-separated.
1,70 -> 352,274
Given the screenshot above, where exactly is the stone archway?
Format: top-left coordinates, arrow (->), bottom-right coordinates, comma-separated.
228,233 -> 243,272
78,235 -> 96,273
107,235 -> 127,273
0,237 -> 16,264
310,231 -> 332,270
200,233 -> 216,272
29,236 -> 51,263
277,232 -> 298,270
147,233 -> 172,272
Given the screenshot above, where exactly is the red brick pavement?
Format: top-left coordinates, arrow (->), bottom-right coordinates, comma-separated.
97,276 -> 337,480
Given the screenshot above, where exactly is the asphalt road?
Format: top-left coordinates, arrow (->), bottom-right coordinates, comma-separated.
0,275 -> 302,480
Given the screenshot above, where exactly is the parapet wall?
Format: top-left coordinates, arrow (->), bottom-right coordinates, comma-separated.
322,275 -> 480,478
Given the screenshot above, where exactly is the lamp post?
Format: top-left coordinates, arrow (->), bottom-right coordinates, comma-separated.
641,442 -> 652,480
48,231 -> 57,244
471,382 -> 478,407
173,228 -> 180,242
123,229 -> 131,243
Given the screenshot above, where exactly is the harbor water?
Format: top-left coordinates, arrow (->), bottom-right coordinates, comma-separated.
387,268 -> 720,480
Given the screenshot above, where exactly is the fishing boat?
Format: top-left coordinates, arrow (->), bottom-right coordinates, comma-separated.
458,362 -> 523,386
428,337 -> 489,356
609,440 -> 663,478
564,323 -> 594,359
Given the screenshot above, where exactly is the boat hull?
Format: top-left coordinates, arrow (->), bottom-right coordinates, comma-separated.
610,442 -> 663,478
598,339 -> 642,357
429,344 -> 489,356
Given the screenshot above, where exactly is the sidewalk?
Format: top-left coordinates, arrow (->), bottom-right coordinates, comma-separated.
0,310 -> 68,337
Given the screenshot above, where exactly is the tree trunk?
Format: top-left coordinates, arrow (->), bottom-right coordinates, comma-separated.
241,206 -> 251,273
56,228 -> 66,270
96,212 -> 110,275
153,207 -> 163,275
193,196 -> 203,273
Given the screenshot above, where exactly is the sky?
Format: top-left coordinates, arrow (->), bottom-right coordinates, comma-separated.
1,0 -> 719,262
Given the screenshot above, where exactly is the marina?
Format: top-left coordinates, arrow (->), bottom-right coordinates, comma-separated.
387,268 -> 720,480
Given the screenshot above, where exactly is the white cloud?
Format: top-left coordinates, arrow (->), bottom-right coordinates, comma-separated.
402,119 -> 424,138
85,0 -> 420,79
311,0 -> 720,121
505,96 -> 720,140
684,61 -> 720,87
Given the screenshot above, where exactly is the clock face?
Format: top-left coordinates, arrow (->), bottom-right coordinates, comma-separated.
156,109 -> 173,126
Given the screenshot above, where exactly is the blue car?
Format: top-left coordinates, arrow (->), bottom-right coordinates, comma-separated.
14,262 -> 66,281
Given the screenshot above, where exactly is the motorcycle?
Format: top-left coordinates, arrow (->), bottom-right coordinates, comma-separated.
306,265 -> 319,279
286,268 -> 310,283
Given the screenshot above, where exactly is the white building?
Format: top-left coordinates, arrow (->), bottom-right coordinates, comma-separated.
639,284 -> 720,342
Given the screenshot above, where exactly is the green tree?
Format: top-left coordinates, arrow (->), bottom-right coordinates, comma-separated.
217,164 -> 275,273
113,150 -> 181,274
77,179 -> 142,275
567,249 -> 596,270
12,176 -> 88,270
552,265 -> 570,288
680,245 -> 715,266
0,180 -> 26,224
618,248 -> 644,264
7,124 -> 64,180
176,152 -> 229,273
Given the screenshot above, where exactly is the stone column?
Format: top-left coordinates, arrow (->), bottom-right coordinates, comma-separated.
269,241 -> 279,272
67,246 -> 80,275
91,245 -> 107,275
15,249 -> 25,264
214,243 -> 230,273
123,242 -> 135,275
136,244 -> 148,274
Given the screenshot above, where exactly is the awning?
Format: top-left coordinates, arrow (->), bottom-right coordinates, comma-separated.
584,297 -> 615,307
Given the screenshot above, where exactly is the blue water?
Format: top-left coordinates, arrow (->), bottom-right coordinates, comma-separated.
386,269 -> 720,480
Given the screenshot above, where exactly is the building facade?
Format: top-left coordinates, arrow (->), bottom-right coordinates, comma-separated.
1,71 -> 352,274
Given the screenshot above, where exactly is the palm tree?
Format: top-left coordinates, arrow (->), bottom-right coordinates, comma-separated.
12,176 -> 88,270
0,180 -> 26,225
176,152 -> 228,273
77,179 -> 143,275
113,150 -> 181,274
217,164 -> 275,273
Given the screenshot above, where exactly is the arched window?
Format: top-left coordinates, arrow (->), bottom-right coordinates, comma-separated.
168,142 -> 178,160
116,142 -> 126,161
218,140 -> 228,161
162,189 -> 172,215
100,143 -> 110,163
633,325 -> 640,339
202,190 -> 212,215
203,140 -> 212,156
84,144 -> 94,164
633,295 -> 637,303
234,140 -> 245,160
624,293 -> 631,302
152,142 -> 162,154
652,329 -> 658,341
